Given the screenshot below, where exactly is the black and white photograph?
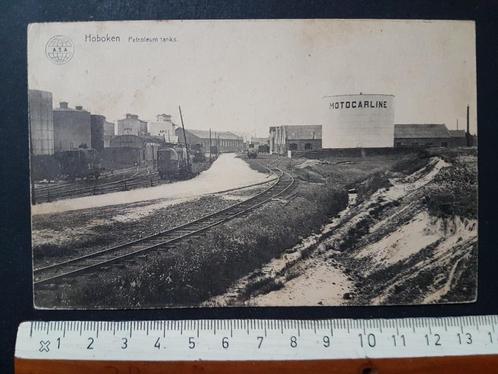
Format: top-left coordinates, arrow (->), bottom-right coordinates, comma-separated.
28,19 -> 478,309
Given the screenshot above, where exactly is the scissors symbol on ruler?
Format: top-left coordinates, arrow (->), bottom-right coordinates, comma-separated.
39,340 -> 50,352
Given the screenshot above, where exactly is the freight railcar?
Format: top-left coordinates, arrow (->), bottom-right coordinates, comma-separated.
157,145 -> 192,179
55,148 -> 102,180
247,143 -> 258,159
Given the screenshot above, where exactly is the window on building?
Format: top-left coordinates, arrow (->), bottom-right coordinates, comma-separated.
305,143 -> 312,150
289,143 -> 298,151
441,142 -> 448,147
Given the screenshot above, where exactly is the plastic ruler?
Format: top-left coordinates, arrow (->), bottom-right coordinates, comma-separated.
15,315 -> 498,373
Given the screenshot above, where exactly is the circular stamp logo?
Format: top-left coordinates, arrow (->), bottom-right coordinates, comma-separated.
45,35 -> 74,65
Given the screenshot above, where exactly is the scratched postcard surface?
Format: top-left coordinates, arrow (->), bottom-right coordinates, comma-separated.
28,20 -> 477,309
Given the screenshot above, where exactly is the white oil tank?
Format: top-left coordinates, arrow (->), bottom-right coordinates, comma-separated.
323,94 -> 395,148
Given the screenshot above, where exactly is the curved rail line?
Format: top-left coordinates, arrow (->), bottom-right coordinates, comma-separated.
34,167 -> 295,286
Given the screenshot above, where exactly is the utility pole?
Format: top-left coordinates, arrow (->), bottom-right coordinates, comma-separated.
209,128 -> 212,161
178,105 -> 191,169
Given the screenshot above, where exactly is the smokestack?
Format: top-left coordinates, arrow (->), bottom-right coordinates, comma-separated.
60,101 -> 68,109
466,105 -> 471,146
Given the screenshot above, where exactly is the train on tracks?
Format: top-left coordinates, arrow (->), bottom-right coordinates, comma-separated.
247,143 -> 258,159
55,148 -> 102,181
157,145 -> 192,179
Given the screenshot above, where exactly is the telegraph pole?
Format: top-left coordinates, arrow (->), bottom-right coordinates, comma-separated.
466,105 -> 471,146
209,128 -> 212,161
178,105 -> 191,169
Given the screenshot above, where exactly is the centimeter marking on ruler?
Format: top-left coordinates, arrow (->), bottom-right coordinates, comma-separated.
16,315 -> 498,361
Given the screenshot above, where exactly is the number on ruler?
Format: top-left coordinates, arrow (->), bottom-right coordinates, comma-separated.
359,333 -> 376,348
222,337 -> 229,349
392,334 -> 406,347
188,337 -> 195,349
121,337 -> 128,350
257,336 -> 264,349
457,333 -> 473,345
87,337 -> 94,350
425,334 -> 441,346
323,336 -> 331,348
154,337 -> 161,349
290,336 -> 297,348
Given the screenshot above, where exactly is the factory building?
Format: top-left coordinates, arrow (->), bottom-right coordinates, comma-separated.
323,94 -> 395,148
53,102 -> 91,152
394,124 -> 451,147
117,113 -> 148,137
177,129 -> 244,153
448,130 -> 468,147
269,125 -> 322,154
90,114 -> 105,152
103,120 -> 115,148
395,124 -> 476,148
148,114 -> 178,143
28,89 -> 54,155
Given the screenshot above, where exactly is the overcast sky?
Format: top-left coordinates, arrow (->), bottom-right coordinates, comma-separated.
28,19 -> 477,137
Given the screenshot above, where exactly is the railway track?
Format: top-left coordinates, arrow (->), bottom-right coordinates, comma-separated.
33,168 -> 160,204
33,167 -> 295,286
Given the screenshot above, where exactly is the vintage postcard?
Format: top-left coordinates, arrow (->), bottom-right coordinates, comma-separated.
28,20 -> 477,309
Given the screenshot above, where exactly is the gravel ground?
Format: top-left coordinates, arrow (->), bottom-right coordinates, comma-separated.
33,195 -> 235,267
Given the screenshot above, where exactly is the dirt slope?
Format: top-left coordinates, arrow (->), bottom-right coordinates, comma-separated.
219,151 -> 477,306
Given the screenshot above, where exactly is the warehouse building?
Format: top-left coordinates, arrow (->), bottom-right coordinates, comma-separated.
148,114 -> 178,143
176,128 -> 243,153
117,113 -> 148,137
269,125 -> 322,154
53,102 -> 91,152
28,89 -> 54,156
323,93 -> 395,148
394,124 -> 451,148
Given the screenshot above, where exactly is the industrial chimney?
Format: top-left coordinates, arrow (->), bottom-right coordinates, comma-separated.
466,105 -> 471,146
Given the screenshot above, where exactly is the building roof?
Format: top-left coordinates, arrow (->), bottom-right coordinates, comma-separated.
282,125 -> 322,140
179,128 -> 242,140
110,134 -> 164,146
394,124 -> 450,139
251,137 -> 269,144
449,129 -> 466,138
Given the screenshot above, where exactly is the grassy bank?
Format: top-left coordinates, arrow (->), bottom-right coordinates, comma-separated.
42,181 -> 348,308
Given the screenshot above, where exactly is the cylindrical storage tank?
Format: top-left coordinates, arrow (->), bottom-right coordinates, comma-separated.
28,89 -> 54,155
323,94 -> 395,148
90,114 -> 105,152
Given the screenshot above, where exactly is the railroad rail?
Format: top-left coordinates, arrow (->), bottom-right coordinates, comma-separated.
33,167 -> 295,286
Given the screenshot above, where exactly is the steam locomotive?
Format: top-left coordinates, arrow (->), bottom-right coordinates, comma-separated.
157,145 -> 192,179
247,143 -> 258,159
